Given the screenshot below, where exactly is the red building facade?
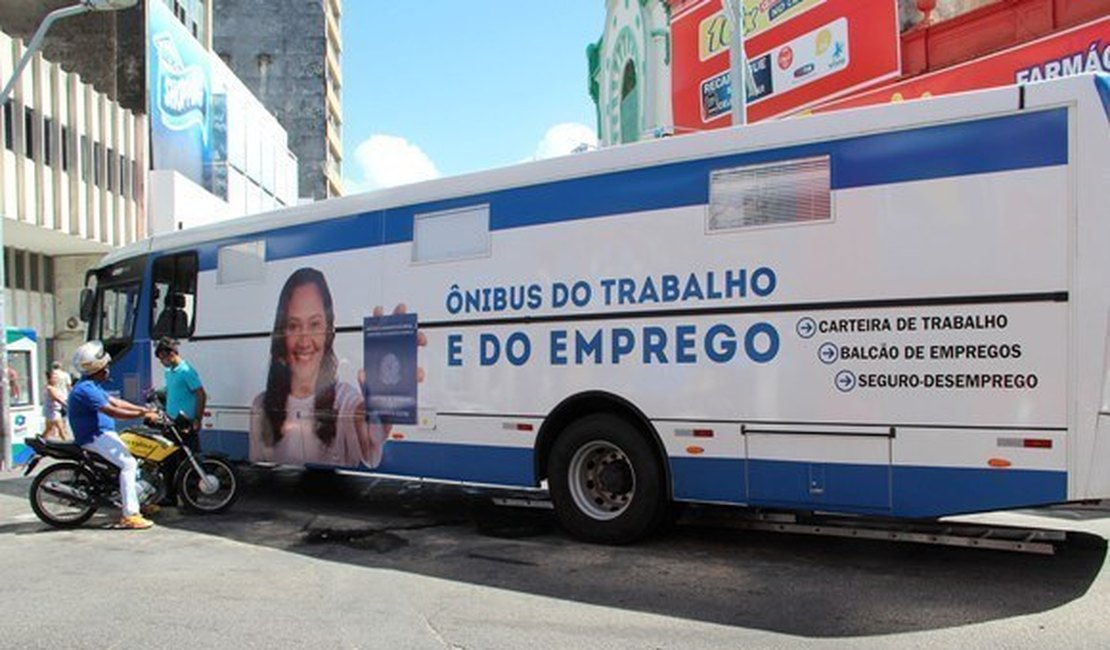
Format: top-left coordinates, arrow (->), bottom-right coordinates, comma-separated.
666,0 -> 1109,128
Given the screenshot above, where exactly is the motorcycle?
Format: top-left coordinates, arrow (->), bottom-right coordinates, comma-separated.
24,405 -> 239,528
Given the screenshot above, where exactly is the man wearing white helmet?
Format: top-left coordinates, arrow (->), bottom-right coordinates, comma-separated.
68,340 -> 158,530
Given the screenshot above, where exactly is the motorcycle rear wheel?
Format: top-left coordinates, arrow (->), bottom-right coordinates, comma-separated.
177,457 -> 238,514
30,461 -> 99,528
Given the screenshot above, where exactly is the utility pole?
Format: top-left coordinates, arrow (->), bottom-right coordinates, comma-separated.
0,0 -> 138,471
722,0 -> 747,126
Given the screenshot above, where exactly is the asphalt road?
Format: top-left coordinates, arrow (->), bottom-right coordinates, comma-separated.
2,466 -> 1110,649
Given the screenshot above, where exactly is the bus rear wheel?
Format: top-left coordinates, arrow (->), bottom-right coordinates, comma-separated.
548,413 -> 668,544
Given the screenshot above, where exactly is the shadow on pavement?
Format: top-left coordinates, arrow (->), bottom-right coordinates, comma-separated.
4,466 -> 1106,637
0,473 -> 29,499
164,467 -> 1108,638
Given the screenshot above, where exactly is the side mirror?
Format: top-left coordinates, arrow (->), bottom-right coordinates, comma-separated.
78,288 -> 95,322
143,387 -> 166,407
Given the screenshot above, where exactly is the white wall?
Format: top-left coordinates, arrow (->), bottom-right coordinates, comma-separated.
149,169 -> 230,234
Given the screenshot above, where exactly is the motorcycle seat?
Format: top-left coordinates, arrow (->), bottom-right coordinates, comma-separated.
32,437 -> 85,460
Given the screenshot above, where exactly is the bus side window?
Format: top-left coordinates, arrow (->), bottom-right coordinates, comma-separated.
151,252 -> 198,339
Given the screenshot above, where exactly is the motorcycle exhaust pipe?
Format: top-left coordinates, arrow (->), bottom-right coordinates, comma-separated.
41,481 -> 90,502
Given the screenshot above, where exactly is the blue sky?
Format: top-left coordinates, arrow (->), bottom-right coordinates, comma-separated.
341,2 -> 606,193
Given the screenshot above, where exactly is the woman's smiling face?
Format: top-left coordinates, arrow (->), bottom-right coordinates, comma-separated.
284,283 -> 328,383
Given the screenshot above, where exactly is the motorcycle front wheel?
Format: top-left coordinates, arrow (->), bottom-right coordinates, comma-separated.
29,461 -> 99,528
177,457 -> 239,514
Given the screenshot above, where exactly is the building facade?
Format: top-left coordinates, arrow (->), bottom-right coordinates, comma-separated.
588,0 -> 674,146
0,0 -> 299,371
158,0 -> 213,47
147,0 -> 298,230
1,28 -> 146,367
213,0 -> 343,201
595,0 -> 1109,146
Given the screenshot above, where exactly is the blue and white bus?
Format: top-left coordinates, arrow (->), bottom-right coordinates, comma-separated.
81,74 -> 1110,542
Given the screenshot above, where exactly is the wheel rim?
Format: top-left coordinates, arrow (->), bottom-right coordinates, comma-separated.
35,466 -> 95,523
567,440 -> 636,521
183,461 -> 236,510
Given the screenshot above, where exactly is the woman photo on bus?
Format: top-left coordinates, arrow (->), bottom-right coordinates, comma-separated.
249,267 -> 376,468
42,368 -> 70,441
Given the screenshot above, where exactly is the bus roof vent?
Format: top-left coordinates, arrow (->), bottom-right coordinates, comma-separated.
707,155 -> 831,232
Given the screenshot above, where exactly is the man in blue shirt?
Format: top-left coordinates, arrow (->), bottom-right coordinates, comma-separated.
154,338 -> 206,508
69,341 -> 156,530
155,337 -> 206,446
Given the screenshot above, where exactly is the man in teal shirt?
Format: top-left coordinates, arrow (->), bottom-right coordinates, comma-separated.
155,337 -> 206,448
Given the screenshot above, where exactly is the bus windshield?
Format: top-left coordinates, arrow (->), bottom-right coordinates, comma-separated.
86,256 -> 146,358
93,282 -> 141,343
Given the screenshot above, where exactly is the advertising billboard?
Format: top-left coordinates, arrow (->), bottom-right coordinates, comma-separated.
672,0 -> 900,129
814,16 -> 1110,113
147,1 -> 227,198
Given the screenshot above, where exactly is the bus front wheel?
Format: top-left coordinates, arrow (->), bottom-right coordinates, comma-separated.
548,413 -> 668,544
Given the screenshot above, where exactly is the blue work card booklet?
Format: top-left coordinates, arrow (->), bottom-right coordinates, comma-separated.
362,313 -> 418,425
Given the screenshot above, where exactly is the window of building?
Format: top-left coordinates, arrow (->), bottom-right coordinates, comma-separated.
28,253 -> 40,292
106,147 -> 116,192
121,157 -> 130,199
43,117 -> 53,167
24,107 -> 35,159
43,256 -> 54,294
61,125 -> 71,171
2,249 -> 10,289
93,142 -> 102,187
80,135 -> 90,182
2,101 -> 12,151
13,250 -> 25,290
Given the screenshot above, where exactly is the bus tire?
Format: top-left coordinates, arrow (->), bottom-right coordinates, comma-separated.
548,413 -> 668,544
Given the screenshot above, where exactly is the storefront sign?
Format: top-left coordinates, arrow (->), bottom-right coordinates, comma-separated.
815,16 -> 1110,113
673,0 -> 900,128
698,0 -> 826,61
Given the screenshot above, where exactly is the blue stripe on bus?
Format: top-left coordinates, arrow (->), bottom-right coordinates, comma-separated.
199,429 -> 251,460
190,108 -> 1068,270
670,457 -> 747,503
748,459 -> 892,512
200,431 -> 536,486
890,464 -> 1067,517
375,441 -> 535,486
668,457 -> 1067,517
202,430 -> 1066,518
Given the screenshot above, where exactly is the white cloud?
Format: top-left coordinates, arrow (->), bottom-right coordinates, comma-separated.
533,123 -> 598,160
349,134 -> 441,192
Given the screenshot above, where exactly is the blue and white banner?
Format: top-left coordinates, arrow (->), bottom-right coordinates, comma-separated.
148,2 -> 226,197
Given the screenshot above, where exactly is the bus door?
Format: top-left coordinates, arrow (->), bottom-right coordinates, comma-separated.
81,255 -> 148,402
148,251 -> 199,395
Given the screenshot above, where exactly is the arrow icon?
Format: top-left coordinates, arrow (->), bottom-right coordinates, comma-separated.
835,370 -> 856,393
796,317 -> 817,339
818,342 -> 838,364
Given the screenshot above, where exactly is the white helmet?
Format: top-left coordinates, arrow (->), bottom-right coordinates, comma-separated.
73,340 -> 111,376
